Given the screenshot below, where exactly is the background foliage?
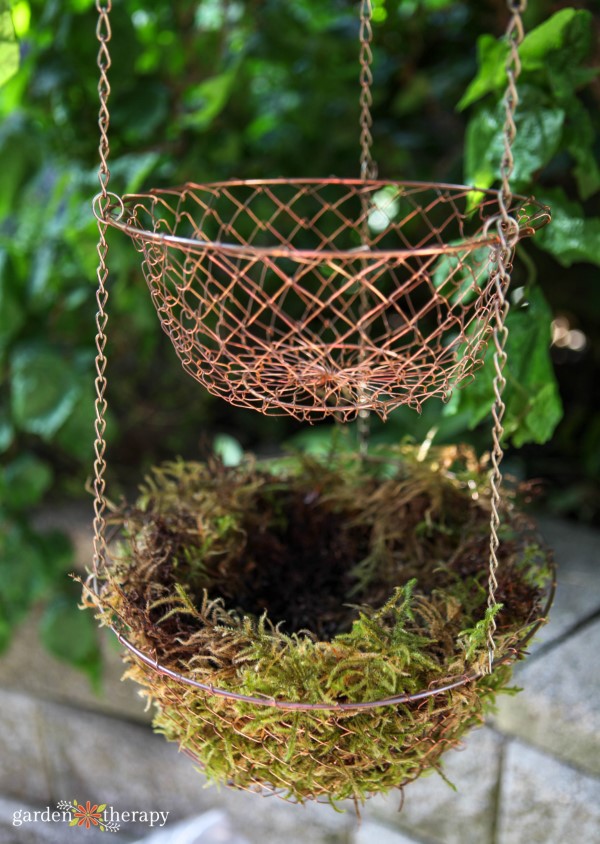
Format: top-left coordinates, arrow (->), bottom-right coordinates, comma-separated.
0,0 -> 598,680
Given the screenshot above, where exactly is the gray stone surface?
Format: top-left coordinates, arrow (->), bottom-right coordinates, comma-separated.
133,810 -> 249,844
493,619 -> 600,776
534,517 -> 600,649
370,727 -> 503,844
37,696 -> 210,820
353,820 -> 427,844
497,740 -> 600,844
0,608 -> 151,723
0,690 -> 52,805
219,797 -> 353,844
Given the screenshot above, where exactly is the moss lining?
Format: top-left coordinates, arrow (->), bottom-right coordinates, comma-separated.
85,445 -> 553,804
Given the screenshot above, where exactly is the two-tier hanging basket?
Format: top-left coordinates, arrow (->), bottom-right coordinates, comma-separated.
86,0 -> 555,806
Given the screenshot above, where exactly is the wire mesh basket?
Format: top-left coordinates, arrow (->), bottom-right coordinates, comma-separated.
100,179 -> 549,421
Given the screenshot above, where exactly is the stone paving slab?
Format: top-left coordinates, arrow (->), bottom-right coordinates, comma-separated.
0,690 -> 52,805
534,517 -> 600,649
497,740 -> 600,844
370,727 -> 503,844
132,810 -> 250,844
493,618 -> 600,777
5,691 -> 354,844
0,609 -> 150,724
353,820 -> 427,844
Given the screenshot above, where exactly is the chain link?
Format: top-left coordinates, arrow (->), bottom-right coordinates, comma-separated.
357,0 -> 378,454
92,0 -> 113,580
359,0 -> 377,181
485,0 -> 527,672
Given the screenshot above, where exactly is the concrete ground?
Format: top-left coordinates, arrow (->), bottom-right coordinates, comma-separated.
0,508 -> 598,844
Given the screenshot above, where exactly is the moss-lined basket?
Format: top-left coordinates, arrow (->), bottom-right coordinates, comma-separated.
84,445 -> 554,805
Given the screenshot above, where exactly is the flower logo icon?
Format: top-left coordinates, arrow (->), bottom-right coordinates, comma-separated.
69,801 -> 107,830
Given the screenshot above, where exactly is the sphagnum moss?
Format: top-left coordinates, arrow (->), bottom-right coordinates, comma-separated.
85,445 -> 553,805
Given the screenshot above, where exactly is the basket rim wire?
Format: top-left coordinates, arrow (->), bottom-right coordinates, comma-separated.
92,577 -> 555,713
88,0 -> 553,722
94,179 -> 551,260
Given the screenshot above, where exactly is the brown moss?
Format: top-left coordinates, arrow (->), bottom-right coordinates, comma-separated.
84,445 -> 554,805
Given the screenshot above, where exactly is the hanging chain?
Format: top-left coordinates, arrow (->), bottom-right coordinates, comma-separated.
359,0 -> 377,181
357,0 -> 378,454
92,0 -> 113,579
486,0 -> 527,672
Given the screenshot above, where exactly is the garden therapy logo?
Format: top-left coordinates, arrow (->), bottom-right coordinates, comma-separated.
12,800 -> 169,832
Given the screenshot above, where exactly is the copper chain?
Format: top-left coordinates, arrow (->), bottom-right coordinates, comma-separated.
485,0 -> 527,671
92,0 -> 112,581
359,0 -> 377,181
357,0 -> 377,454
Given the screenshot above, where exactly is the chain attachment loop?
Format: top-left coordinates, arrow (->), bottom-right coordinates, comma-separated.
485,0 -> 527,673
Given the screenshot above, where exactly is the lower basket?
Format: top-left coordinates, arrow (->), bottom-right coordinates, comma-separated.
85,446 -> 554,804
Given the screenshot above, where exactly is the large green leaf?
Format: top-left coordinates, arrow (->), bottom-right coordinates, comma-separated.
39,594 -> 102,689
0,252 -> 25,351
444,286 -> 562,447
0,7 -> 19,88
10,345 -> 82,439
458,35 -> 508,111
0,519 -> 47,645
459,10 -> 596,110
465,95 -> 564,190
561,100 -> 600,200
520,9 -> 594,80
0,454 -> 53,509
535,188 -> 600,268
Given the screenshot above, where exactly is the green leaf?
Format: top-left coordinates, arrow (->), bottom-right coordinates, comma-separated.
182,65 -> 239,129
535,188 -> 600,268
561,100 -> 600,200
213,433 -> 244,467
465,96 -> 564,190
0,257 -> 25,351
39,594 -> 102,690
458,35 -> 508,111
0,411 -> 14,453
458,10 -> 596,110
0,520 -> 47,641
432,244 -> 490,306
445,287 -> 562,447
0,8 -> 19,88
10,345 -> 82,439
0,454 -> 53,509
520,9 -> 594,76
53,386 -> 97,462
37,530 -> 74,578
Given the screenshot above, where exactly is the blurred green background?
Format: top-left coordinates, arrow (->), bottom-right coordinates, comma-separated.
0,0 -> 598,681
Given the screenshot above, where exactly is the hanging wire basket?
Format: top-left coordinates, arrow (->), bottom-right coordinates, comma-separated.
98,180 -> 549,421
84,446 -> 555,804
87,0 -> 555,806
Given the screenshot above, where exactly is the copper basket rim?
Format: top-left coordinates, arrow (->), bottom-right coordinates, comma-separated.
97,178 -> 551,261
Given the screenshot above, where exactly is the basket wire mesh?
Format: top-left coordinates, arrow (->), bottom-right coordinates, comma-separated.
99,180 -> 549,421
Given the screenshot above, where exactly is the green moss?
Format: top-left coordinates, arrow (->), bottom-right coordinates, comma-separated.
85,445 -> 553,804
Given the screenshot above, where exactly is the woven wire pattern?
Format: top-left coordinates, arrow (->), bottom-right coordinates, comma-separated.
104,179 -> 549,421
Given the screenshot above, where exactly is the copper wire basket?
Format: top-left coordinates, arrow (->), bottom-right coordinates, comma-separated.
99,179 -> 550,421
